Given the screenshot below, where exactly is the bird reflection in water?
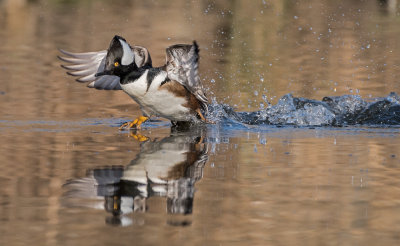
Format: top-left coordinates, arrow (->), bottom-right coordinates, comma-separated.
62,129 -> 208,227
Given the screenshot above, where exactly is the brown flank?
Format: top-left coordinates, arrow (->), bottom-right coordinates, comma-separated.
159,80 -> 201,112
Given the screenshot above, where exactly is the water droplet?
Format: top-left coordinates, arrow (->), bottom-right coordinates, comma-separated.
294,16 -> 298,19
262,94 -> 268,102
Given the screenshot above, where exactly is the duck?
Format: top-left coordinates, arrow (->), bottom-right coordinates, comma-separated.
62,132 -> 208,219
59,35 -> 208,129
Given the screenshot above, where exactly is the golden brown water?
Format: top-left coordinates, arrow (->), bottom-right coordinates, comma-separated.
1,0 -> 400,245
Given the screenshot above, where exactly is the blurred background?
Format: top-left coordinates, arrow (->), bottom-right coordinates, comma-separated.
1,0 -> 400,119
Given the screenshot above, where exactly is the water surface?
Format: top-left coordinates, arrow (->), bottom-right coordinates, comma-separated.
1,0 -> 400,245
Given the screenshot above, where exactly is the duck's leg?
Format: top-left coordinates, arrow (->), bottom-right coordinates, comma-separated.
119,116 -> 149,130
196,108 -> 215,124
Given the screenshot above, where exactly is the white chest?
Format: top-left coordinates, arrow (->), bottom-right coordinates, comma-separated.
120,70 -> 191,121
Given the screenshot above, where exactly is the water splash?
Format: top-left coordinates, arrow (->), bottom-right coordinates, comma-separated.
208,92 -> 400,127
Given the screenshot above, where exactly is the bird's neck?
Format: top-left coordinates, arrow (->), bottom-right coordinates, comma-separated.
120,66 -> 148,85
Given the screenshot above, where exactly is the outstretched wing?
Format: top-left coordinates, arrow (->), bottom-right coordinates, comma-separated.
58,46 -> 152,90
166,41 -> 208,112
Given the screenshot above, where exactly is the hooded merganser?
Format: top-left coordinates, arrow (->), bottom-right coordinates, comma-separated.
59,35 -> 208,129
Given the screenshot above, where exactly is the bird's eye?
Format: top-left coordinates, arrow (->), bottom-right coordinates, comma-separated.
114,61 -> 119,67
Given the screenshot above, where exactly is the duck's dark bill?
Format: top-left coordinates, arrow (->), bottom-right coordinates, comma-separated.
95,70 -> 112,77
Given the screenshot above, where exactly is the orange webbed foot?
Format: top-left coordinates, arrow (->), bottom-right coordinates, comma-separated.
119,116 -> 149,130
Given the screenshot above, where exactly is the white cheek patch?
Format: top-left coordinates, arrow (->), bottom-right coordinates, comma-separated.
119,39 -> 134,65
134,50 -> 144,67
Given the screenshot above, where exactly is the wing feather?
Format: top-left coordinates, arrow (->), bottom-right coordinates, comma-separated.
166,41 -> 208,112
59,49 -> 106,59
61,63 -> 96,71
58,46 -> 152,90
66,67 -> 97,77
76,74 -> 97,83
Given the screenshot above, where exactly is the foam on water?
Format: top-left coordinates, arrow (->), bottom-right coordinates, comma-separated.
208,92 -> 400,127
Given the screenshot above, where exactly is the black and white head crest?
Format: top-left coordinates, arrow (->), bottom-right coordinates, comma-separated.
118,37 -> 134,65
107,35 -> 135,66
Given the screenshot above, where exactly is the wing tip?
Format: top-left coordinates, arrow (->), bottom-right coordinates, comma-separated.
66,71 -> 77,76
76,78 -> 88,83
58,48 -> 67,55
57,55 -> 71,63
60,64 -> 71,70
192,40 -> 199,54
58,48 -> 75,57
86,82 -> 113,90
87,82 -> 101,89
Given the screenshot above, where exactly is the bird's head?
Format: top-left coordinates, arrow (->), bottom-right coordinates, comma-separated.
96,35 -> 136,77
